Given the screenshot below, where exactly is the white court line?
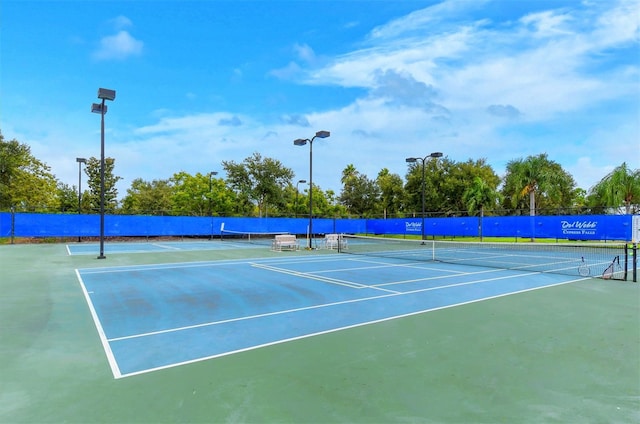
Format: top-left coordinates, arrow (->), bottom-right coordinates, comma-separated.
75,269 -> 122,379
80,252 -> 352,274
249,262 -> 400,294
151,243 -> 182,250
250,262 -> 374,290
332,256 -> 469,274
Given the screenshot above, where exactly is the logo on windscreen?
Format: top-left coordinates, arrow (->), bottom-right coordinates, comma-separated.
406,222 -> 422,232
561,220 -> 597,235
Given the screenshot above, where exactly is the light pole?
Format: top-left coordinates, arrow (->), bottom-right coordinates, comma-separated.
208,171 -> 218,239
91,88 -> 116,259
76,157 -> 86,242
405,152 -> 443,242
295,179 -> 307,218
294,130 -> 330,249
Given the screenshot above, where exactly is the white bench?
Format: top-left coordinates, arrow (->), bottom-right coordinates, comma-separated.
272,234 -> 300,251
323,233 -> 347,250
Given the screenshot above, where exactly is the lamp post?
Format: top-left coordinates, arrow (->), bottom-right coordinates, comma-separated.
76,157 -> 86,242
405,152 -> 443,242
294,130 -> 330,249
295,179 -> 307,218
91,88 -> 116,259
208,171 -> 218,239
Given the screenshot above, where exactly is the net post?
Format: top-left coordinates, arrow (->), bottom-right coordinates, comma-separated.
624,244 -> 629,281
431,239 -> 435,261
633,243 -> 637,283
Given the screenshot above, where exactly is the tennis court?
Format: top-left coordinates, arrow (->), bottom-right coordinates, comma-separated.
78,253 -> 582,378
2,238 -> 639,422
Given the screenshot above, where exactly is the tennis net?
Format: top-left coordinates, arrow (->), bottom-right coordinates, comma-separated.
220,229 -> 290,246
338,234 -> 631,280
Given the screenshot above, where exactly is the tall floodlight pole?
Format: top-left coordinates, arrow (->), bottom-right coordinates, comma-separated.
405,152 -> 443,242
91,88 -> 116,259
294,130 -> 330,249
76,157 -> 86,242
295,179 -> 307,218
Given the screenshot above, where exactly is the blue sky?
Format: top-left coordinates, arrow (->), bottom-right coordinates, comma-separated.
2,0 -> 639,198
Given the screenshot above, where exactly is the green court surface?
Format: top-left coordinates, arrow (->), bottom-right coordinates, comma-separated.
1,241 -> 639,423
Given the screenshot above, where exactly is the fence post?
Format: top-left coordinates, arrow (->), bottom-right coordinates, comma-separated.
10,206 -> 15,245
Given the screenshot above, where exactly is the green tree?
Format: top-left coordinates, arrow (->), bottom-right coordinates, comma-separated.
587,163 -> 640,214
0,132 -> 58,211
222,153 -> 294,217
571,188 -> 588,213
169,172 -> 212,216
441,159 -> 500,216
84,156 -> 122,213
57,182 -> 79,213
501,153 -> 575,216
377,168 -> 405,218
462,176 -> 502,240
289,182 -> 308,217
121,178 -> 174,215
339,165 -> 381,217
296,187 -> 346,218
404,157 -> 446,216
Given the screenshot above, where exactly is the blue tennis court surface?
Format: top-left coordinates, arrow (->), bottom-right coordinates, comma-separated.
67,240 -> 262,255
76,254 -> 585,378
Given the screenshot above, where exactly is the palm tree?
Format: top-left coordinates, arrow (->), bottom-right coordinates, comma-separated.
503,153 -> 573,215
588,163 -> 640,214
341,164 -> 357,185
502,153 -> 575,241
462,176 -> 501,240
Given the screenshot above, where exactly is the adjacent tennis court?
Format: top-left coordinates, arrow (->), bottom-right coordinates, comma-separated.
67,238 -> 264,255
2,238 -> 638,423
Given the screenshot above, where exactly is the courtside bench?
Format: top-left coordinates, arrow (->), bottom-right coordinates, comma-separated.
323,234 -> 348,250
272,234 -> 300,251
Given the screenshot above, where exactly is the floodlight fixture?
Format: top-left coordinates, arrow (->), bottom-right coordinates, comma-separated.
97,88 -> 116,101
315,130 -> 330,138
294,139 -> 307,146
91,103 -> 107,114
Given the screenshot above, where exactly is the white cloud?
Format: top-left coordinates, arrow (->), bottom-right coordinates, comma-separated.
93,30 -> 143,61
520,10 -> 573,37
110,15 -> 133,30
592,0 -> 640,47
294,43 -> 315,63
368,0 -> 490,41
269,61 -> 302,80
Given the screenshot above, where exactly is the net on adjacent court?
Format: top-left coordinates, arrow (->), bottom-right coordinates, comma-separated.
338,234 -> 629,280
220,229 -> 290,246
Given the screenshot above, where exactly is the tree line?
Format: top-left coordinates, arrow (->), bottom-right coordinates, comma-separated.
1,131 -> 639,217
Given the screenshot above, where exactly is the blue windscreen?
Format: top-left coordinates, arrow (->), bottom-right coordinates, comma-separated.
0,213 -> 632,241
